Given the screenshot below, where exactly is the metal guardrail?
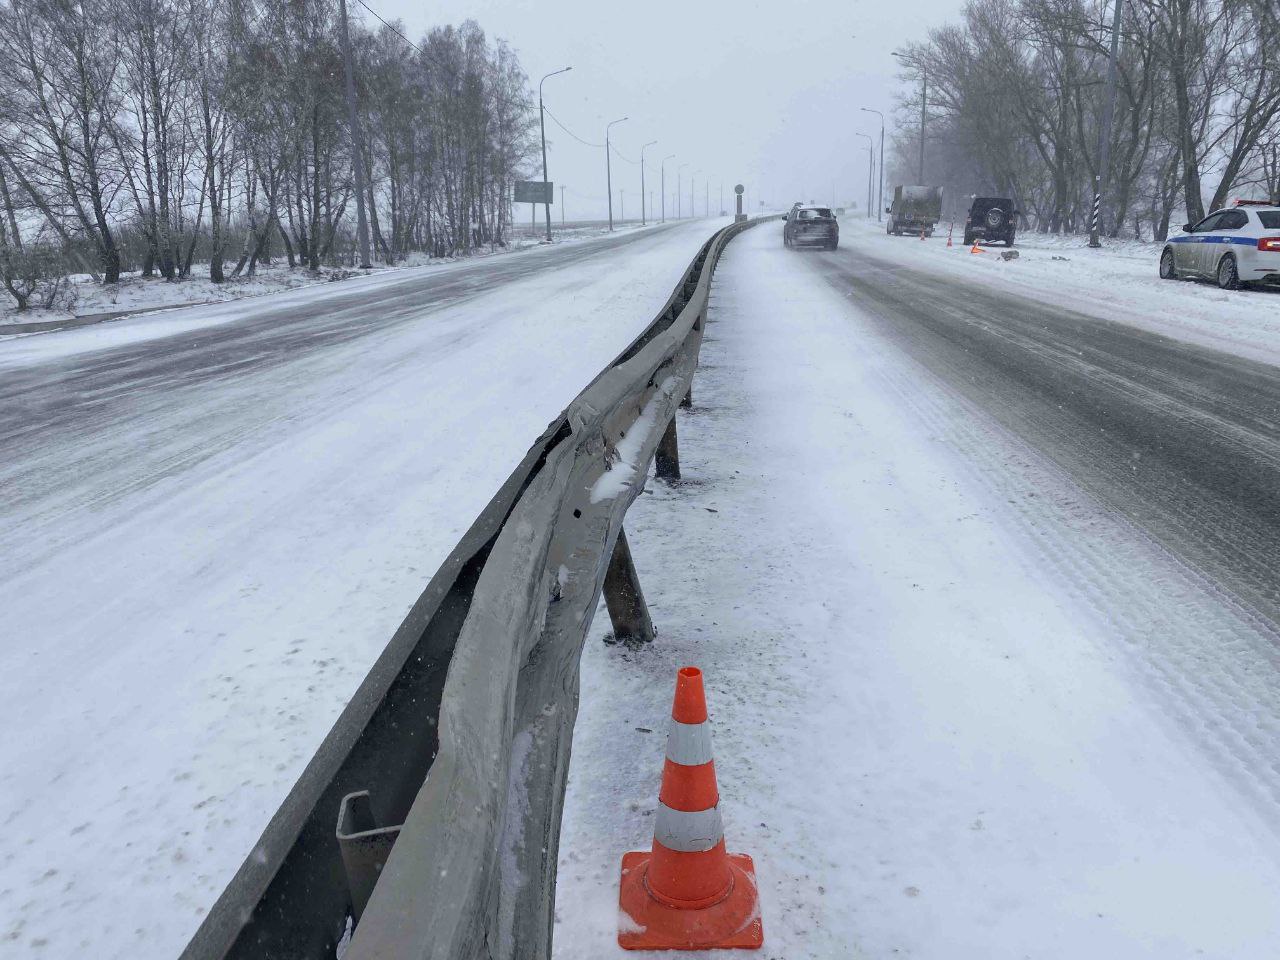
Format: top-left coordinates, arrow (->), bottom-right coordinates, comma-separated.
181,216 -> 767,960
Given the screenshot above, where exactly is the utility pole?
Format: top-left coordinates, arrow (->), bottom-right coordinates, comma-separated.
918,68 -> 927,182
861,107 -> 885,220
538,67 -> 572,242
661,155 -> 674,222
338,0 -> 371,268
641,140 -> 657,225
606,116 -> 627,231
559,185 -> 566,225
1090,0 -> 1124,248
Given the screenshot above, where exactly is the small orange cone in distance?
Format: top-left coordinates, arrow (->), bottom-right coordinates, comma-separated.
970,241 -> 983,254
618,667 -> 763,950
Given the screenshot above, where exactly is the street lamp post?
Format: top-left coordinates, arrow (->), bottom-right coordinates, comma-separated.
640,140 -> 657,225
860,106 -> 885,220
606,116 -> 628,231
691,169 -> 701,219
660,154 -> 674,223
678,163 -> 688,218
856,132 -> 874,217
538,67 -> 572,242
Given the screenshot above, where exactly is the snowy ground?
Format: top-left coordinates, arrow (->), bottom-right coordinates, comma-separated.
0,221 -> 657,330
0,217 -> 731,958
838,217 -> 1280,366
553,224 -> 1280,958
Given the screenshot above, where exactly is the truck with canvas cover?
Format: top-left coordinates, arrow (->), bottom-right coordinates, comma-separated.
887,185 -> 943,237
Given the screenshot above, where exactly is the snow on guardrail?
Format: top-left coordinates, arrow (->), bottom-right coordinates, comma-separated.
181,215 -> 771,960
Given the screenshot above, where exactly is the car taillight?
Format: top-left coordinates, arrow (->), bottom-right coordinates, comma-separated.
1259,237 -> 1280,252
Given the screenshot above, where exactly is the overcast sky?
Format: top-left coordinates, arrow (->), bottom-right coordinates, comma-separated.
372,0 -> 964,222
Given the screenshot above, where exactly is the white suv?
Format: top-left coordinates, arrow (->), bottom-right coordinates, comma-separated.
1160,200 -> 1280,290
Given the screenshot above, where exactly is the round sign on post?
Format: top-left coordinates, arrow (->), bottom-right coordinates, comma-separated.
733,184 -> 746,221
734,184 -> 744,195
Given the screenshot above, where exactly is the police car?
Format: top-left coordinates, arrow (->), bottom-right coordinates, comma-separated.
1159,200 -> 1280,290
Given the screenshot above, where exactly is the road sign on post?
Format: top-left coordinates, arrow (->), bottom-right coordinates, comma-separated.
734,183 -> 746,222
515,181 -> 554,205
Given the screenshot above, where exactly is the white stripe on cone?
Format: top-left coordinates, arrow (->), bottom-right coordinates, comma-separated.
654,803 -> 724,853
665,719 -> 714,766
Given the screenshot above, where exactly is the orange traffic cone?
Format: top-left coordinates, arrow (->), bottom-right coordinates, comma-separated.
618,667 -> 763,951
970,242 -> 982,254
919,227 -> 927,240
946,223 -> 954,247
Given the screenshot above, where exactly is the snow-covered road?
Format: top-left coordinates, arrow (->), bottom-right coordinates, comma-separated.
554,223 -> 1280,958
841,217 -> 1280,366
816,226 -> 1280,643
0,218 -> 731,958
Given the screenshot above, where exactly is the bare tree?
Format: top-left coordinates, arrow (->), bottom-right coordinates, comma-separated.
0,0 -> 127,281
889,0 -> 1280,238
0,0 -> 536,308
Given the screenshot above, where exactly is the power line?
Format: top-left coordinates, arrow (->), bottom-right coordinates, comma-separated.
233,0 -> 427,64
542,105 -> 605,148
610,143 -> 639,165
352,0 -> 460,79
353,0 -> 422,54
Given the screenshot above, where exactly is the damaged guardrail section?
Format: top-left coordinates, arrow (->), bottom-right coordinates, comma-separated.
182,217 -> 766,960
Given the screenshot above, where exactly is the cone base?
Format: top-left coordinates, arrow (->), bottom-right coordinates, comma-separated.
617,851 -> 763,951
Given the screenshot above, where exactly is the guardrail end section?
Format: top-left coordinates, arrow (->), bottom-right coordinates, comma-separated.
603,526 -> 656,645
336,790 -> 403,923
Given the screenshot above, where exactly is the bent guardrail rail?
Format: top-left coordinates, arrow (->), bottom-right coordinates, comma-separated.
182,215 -> 769,960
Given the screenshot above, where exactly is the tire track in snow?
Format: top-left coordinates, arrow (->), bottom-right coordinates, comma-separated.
803,241 -> 1280,826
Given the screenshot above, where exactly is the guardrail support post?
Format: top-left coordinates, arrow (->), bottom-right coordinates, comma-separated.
604,526 -> 655,644
655,415 -> 680,481
336,790 -> 402,923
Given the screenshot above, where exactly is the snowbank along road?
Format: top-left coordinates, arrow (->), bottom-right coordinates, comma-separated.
0,218 -> 733,959
554,222 -> 1280,959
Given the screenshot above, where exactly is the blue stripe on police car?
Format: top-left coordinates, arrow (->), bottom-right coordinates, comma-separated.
1168,235 -> 1257,245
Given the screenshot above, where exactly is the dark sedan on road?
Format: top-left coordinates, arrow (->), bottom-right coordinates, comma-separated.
783,206 -> 839,250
